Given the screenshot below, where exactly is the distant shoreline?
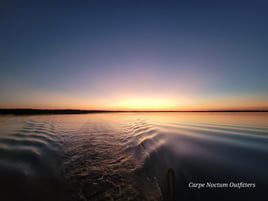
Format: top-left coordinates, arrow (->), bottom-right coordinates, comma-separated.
0,109 -> 267,115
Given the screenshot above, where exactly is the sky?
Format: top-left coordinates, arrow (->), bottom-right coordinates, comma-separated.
0,0 -> 268,110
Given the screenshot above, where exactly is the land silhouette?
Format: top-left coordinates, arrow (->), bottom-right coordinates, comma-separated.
0,108 -> 267,115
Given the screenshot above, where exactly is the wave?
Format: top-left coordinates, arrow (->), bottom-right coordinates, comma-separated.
1,113 -> 267,201
0,117 -> 63,201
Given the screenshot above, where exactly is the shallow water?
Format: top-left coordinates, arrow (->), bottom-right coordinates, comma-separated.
0,113 -> 267,201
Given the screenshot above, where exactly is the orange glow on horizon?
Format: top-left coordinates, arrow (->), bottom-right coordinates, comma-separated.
109,98 -> 179,111
1,92 -> 267,111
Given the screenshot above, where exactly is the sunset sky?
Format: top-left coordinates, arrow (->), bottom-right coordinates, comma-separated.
0,0 -> 268,110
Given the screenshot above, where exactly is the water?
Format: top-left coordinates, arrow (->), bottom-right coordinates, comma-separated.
0,112 -> 267,201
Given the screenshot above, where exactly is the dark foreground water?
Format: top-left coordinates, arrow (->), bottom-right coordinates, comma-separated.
0,112 -> 267,201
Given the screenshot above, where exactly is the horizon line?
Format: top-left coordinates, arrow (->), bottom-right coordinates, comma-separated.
0,108 -> 268,115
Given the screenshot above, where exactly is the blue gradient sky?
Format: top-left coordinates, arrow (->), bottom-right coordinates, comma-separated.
0,0 -> 267,110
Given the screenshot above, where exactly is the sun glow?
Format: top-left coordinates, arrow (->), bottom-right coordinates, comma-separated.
113,98 -> 178,111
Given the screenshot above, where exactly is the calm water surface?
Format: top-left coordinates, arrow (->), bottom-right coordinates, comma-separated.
0,112 -> 267,201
